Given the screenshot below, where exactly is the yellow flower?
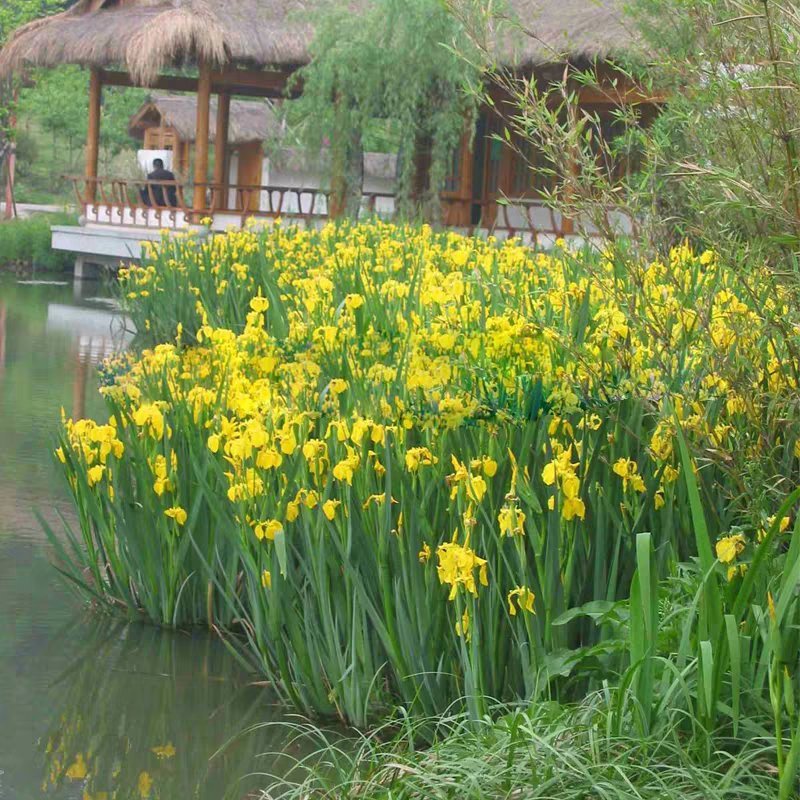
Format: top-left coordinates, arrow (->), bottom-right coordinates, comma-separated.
249,294 -> 270,313
715,533 -> 746,564
405,447 -> 438,471
455,607 -> 471,641
87,464 -> 105,486
436,537 -> 488,600
362,492 -> 389,508
303,438 -> 328,463
345,293 -> 365,310
612,458 -> 646,492
138,770 -> 153,799
208,433 -> 220,453
164,506 -> 187,526
227,468 -> 265,502
467,474 -> 487,503
498,505 -> 526,537
562,495 -> 586,521
507,586 -> 536,616
562,473 -> 580,499
662,465 -> 679,483
66,753 -> 88,780
256,448 -> 283,470
471,456 -> 497,477
418,543 -> 431,563
279,426 -> 297,455
261,569 -> 272,589
322,499 -> 341,520
332,447 -> 360,484
151,742 -> 176,759
254,519 -> 282,541
133,403 -> 165,439
727,563 -> 748,582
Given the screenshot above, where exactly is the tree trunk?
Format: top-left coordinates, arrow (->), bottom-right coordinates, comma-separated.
344,125 -> 364,219
330,100 -> 364,221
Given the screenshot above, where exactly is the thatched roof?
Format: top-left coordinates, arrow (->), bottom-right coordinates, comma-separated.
0,0 -> 638,85
129,94 -> 282,144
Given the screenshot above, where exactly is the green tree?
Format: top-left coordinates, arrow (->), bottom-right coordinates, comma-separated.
18,65 -> 145,166
291,0 -> 484,219
0,0 -> 67,177
631,0 -> 800,258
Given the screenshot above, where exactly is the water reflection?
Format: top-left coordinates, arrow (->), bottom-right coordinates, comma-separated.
0,278 -> 118,541
45,299 -> 133,419
40,620 -> 303,800
0,277 -> 305,800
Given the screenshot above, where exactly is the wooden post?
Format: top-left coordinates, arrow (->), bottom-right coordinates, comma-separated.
192,61 -> 213,220
3,87 -> 18,220
212,92 -> 231,210
86,68 -> 103,204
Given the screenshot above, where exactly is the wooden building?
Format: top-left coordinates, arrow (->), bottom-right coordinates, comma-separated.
0,0 -> 655,262
128,93 -> 281,211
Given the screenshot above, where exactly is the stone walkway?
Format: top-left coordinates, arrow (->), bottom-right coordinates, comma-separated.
0,202 -> 74,218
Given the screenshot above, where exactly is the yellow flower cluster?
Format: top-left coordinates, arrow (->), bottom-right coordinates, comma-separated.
60,222 -> 800,647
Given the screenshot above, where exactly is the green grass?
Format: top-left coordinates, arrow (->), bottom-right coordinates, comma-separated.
264,701 -> 781,799
0,212 -> 78,270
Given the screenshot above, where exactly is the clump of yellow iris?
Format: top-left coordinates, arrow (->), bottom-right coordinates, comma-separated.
55,222 -> 800,714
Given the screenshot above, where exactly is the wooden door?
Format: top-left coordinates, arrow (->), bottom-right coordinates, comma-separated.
440,130 -> 473,226
236,142 -> 264,213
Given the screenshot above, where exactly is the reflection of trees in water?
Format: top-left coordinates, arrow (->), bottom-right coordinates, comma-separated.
40,619 -> 310,800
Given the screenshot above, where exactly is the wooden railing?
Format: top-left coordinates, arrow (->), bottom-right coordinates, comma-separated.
198,181 -> 397,227
71,177 -> 191,229
67,176 -> 631,243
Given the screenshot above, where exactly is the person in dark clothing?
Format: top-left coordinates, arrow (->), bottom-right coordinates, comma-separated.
141,158 -> 178,207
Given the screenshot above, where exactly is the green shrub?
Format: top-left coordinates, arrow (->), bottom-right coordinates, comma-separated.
0,212 -> 77,271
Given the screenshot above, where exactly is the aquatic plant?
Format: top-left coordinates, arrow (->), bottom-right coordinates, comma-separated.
48,223 -> 800,785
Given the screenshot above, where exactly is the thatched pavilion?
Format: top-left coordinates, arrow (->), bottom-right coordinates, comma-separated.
0,0 -> 653,259
128,94 -> 282,179
129,93 -> 282,215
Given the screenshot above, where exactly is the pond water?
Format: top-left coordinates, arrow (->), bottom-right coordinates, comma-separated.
0,276 -> 306,800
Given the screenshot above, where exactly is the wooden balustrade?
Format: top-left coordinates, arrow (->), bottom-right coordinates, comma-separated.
65,176 -> 627,243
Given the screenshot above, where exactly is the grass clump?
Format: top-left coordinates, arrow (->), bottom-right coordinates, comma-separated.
0,212 -> 77,270
265,701 -> 780,799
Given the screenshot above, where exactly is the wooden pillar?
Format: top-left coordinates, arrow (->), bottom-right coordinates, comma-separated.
192,61 -> 213,220
212,92 -> 231,210
86,68 -> 103,203
3,88 -> 18,220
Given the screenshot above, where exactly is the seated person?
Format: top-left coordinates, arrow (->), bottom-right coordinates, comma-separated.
140,158 -> 178,207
